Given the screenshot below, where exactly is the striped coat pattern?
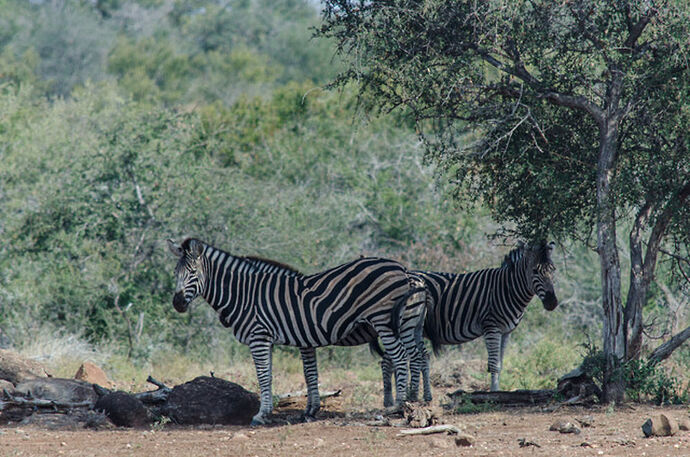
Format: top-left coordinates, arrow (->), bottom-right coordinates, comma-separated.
379,242 -> 558,400
167,238 -> 426,424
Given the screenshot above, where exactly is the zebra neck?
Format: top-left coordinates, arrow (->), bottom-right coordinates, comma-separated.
500,257 -> 534,309
201,246 -> 246,310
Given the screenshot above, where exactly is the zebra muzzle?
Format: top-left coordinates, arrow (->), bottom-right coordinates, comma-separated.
542,291 -> 558,311
173,292 -> 189,313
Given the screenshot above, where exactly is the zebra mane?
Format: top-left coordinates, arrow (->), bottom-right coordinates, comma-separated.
501,242 -> 555,272
241,255 -> 303,275
180,238 -> 302,275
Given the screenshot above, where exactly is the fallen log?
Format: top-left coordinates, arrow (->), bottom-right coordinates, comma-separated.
1,390 -> 93,411
397,424 -> 462,436
448,389 -> 556,406
276,389 -> 342,407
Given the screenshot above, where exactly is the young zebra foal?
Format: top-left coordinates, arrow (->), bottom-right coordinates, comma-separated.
167,238 -> 425,425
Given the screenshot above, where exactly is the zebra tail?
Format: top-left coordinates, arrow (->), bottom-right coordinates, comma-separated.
425,318 -> 443,356
368,340 -> 385,358
391,286 -> 426,339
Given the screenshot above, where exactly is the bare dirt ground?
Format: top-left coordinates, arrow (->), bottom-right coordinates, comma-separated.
1,398 -> 689,457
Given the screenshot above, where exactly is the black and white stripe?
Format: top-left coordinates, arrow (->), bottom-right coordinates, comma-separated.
380,241 -> 558,400
167,238 -> 425,424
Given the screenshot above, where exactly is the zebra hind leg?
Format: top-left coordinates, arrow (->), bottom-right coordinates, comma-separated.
380,354 -> 394,407
377,330 -> 409,408
249,339 -> 274,426
299,347 -> 320,421
420,345 -> 432,402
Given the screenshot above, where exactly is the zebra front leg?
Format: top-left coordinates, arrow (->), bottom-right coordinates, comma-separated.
299,347 -> 320,421
249,339 -> 274,426
483,330 -> 502,391
380,354 -> 394,407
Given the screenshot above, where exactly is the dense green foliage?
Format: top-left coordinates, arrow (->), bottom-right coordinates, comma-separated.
320,0 -> 690,400
0,0 -> 687,394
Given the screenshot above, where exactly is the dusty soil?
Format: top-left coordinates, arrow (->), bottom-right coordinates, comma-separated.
1,400 -> 689,457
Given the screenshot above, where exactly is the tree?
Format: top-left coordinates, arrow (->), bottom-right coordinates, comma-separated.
319,0 -> 690,402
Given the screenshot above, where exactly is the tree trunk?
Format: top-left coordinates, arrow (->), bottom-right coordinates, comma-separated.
625,204 -> 651,360
596,118 -> 626,403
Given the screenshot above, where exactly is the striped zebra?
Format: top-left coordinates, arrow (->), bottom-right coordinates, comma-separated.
167,238 -> 426,425
379,241 -> 559,400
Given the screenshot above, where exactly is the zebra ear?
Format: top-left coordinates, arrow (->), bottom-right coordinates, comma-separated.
546,241 -> 555,258
188,239 -> 204,258
167,239 -> 183,258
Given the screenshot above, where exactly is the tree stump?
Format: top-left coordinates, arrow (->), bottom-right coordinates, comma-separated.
160,376 -> 259,425
95,391 -> 153,427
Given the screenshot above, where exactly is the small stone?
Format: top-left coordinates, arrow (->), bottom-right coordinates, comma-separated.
677,417 -> 690,431
642,414 -> 679,437
428,437 -> 450,449
576,415 -> 594,427
454,433 -> 475,447
232,433 -> 249,441
549,420 -> 581,434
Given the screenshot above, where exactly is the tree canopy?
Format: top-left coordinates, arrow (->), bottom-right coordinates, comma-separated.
319,0 -> 690,401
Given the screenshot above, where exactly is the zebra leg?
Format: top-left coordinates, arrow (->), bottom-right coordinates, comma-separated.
420,343 -> 432,403
496,332 -> 511,390
299,347 -> 320,421
249,338 -> 274,426
380,354 -> 394,407
483,330 -> 502,391
378,330 -> 409,406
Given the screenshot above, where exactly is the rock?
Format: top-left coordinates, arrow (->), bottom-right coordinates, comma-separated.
575,415 -> 594,427
74,362 -> 114,389
428,437 -> 451,449
549,420 -> 581,434
95,391 -> 152,427
14,378 -> 98,404
454,433 -> 475,447
0,349 -> 49,385
678,417 -> 690,431
642,414 -> 679,437
160,376 -> 259,425
0,379 -> 15,394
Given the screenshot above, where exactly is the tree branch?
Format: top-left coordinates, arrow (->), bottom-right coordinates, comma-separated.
472,46 -> 604,123
647,325 -> 690,366
643,181 -> 690,279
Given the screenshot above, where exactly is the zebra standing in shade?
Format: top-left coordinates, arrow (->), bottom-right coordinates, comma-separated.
167,238 -> 426,425
379,241 -> 559,401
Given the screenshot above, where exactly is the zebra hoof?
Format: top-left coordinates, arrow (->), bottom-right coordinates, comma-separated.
250,415 -> 270,426
301,413 -> 318,423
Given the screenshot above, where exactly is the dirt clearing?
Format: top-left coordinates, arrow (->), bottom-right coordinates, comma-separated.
1,403 -> 688,457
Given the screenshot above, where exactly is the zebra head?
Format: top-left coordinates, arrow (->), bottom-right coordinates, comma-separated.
525,241 -> 558,311
167,238 -> 207,313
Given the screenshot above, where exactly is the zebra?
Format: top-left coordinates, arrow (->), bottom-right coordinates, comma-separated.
166,238 -> 426,425
379,241 -> 559,401
243,255 -> 428,409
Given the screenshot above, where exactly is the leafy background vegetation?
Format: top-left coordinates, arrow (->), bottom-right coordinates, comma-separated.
0,0 -> 687,401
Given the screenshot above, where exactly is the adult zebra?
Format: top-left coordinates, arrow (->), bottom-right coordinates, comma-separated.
379,241 -> 559,401
167,238 -> 426,425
